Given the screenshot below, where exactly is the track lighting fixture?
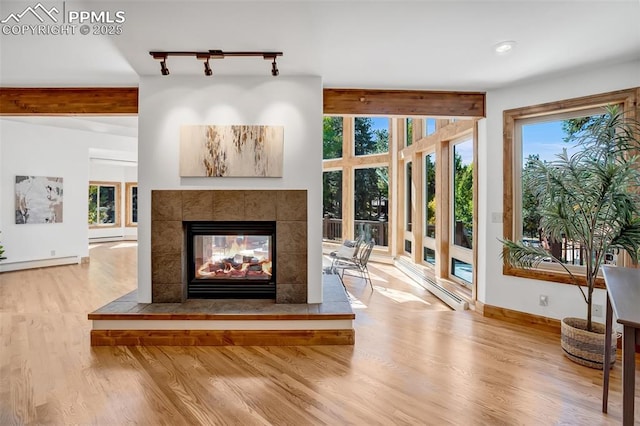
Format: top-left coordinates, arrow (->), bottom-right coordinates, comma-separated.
151,53 -> 170,76
203,60 -> 213,76
160,59 -> 170,76
197,53 -> 213,76
149,50 -> 283,76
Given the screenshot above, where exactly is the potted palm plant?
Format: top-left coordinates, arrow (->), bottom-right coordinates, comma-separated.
502,104 -> 640,368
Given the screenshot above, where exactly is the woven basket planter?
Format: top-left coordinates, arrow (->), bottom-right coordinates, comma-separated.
561,317 -> 616,369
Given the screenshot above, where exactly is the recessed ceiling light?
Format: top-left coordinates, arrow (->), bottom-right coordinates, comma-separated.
494,40 -> 516,54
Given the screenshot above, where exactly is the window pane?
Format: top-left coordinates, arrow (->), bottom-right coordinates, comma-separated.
423,247 -> 435,265
354,167 -> 388,246
323,116 -> 343,160
453,139 -> 473,249
452,258 -> 473,284
98,186 -> 116,224
425,153 -> 436,238
88,185 -> 98,224
405,118 -> 413,146
404,239 -> 412,253
520,113 -> 603,265
131,186 -> 138,223
323,170 -> 342,241
406,162 -> 412,232
424,118 -> 436,136
354,117 -> 389,156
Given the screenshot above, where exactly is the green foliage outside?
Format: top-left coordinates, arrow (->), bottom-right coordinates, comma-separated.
354,117 -> 388,156
88,185 -> 116,225
88,185 -> 98,224
425,154 -> 436,238
453,151 -> 473,246
323,170 -> 342,218
323,116 -> 343,160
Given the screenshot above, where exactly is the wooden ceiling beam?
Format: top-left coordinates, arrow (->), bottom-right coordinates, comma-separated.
323,88 -> 485,117
0,87 -> 486,117
0,87 -> 138,115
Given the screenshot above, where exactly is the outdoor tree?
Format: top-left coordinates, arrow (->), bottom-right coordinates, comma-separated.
322,116 -> 342,160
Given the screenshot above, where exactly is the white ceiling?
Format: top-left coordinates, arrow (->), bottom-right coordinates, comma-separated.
1,1 -> 639,90
1,1 -> 639,136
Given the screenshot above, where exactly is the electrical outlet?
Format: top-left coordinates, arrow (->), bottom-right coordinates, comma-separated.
593,304 -> 603,318
539,295 -> 548,306
50,250 -> 56,256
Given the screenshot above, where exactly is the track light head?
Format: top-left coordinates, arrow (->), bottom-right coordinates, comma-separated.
271,59 -> 279,77
203,59 -> 213,76
160,59 -> 170,76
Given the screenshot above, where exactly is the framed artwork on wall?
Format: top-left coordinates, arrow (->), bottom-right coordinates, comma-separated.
15,175 -> 64,224
180,125 -> 284,177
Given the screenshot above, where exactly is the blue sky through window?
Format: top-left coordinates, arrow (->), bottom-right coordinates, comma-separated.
522,120 -> 579,163
369,117 -> 388,132
454,138 -> 473,164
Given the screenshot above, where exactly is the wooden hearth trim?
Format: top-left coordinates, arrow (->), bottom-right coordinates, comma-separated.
89,312 -> 355,321
91,329 -> 355,346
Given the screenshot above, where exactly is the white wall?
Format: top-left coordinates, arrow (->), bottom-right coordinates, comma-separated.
137,76 -> 323,303
479,59 -> 640,320
0,119 -> 137,267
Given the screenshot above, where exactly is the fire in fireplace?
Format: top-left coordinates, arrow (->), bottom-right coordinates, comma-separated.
186,221 -> 276,299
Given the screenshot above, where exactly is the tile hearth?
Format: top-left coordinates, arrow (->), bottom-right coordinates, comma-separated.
89,274 -> 354,346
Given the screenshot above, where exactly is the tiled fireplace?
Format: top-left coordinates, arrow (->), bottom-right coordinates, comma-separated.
151,189 -> 307,303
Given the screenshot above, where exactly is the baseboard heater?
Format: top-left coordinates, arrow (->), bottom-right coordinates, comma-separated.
0,256 -> 80,273
394,257 -> 468,311
89,236 -> 126,242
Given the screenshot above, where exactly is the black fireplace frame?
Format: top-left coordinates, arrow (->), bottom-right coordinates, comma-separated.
185,221 -> 277,299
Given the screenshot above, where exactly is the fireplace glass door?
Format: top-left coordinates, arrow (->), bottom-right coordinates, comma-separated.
186,221 -> 276,298
194,235 -> 272,280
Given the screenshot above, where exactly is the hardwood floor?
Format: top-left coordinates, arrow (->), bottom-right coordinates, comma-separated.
1,242 -> 638,425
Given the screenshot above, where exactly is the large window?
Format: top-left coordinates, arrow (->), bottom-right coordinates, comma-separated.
452,138 -> 473,249
322,170 -> 343,241
89,182 -> 121,227
450,137 -> 474,286
355,117 -> 389,156
424,118 -> 436,137
322,112 -> 479,297
125,182 -> 137,227
354,167 -> 389,247
323,116 -> 343,160
404,161 -> 413,254
405,118 -> 413,147
323,115 -> 390,251
424,152 -> 436,239
423,152 -> 436,265
503,89 -> 638,285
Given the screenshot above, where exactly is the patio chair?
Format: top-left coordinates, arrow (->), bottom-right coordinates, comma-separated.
333,239 -> 375,290
329,235 -> 364,272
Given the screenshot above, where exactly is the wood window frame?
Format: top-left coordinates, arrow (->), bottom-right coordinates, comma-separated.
89,181 -> 122,229
125,182 -> 138,228
502,88 -> 639,287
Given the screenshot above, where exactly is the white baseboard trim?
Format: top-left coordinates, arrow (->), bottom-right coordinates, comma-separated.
0,256 -> 81,272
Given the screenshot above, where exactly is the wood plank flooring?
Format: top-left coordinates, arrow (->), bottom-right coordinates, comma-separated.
1,242 -> 638,425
